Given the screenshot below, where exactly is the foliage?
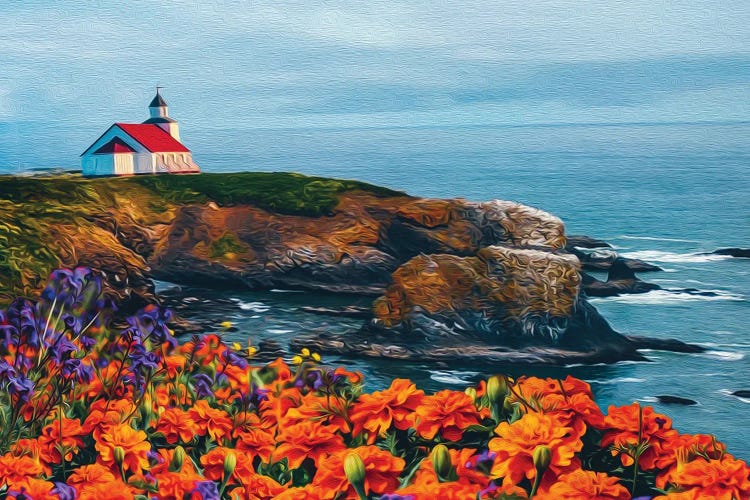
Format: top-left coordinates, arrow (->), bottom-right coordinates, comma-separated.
1,268 -> 749,499
130,172 -> 405,216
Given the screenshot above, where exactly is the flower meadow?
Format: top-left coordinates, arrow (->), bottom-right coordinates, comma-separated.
1,269 -> 749,499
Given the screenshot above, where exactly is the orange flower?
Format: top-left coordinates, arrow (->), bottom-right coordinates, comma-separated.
488,412 -> 583,486
349,378 -> 424,443
156,407 -> 199,444
601,403 -> 679,470
9,438 -> 52,476
67,463 -> 131,500
6,477 -> 55,498
235,425 -> 277,463
535,470 -> 629,499
236,473 -> 287,499
513,376 -> 605,434
94,422 -> 152,474
39,416 -> 86,463
258,385 -> 303,430
275,421 -> 346,469
312,446 -> 405,499
397,481 -> 485,499
411,447 -> 490,488
199,446 -> 255,484
188,400 -> 234,443
83,398 -> 137,435
0,453 -> 45,489
153,470 -> 206,500
655,455 -> 750,500
284,392 -> 353,434
413,390 -> 482,441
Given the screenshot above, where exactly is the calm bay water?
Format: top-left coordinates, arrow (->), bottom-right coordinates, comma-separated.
4,121 -> 750,457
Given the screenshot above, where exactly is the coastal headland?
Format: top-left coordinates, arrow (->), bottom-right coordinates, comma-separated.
0,172 -> 701,364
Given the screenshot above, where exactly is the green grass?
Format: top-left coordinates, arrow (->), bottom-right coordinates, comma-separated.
0,172 -> 406,217
129,172 -> 405,216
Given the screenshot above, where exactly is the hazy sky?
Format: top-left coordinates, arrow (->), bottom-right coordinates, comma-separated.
0,1 -> 748,168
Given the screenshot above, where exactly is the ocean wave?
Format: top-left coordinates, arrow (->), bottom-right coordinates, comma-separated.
429,371 -> 478,385
588,377 -> 646,385
266,328 -> 293,335
699,350 -> 745,361
589,289 -> 744,304
619,250 -> 731,263
617,235 -> 703,244
237,301 -> 271,312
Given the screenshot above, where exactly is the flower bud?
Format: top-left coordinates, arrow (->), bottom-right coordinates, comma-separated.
464,387 -> 477,400
301,348 -> 311,358
533,445 -> 552,474
292,355 -> 303,365
343,452 -> 366,490
223,451 -> 237,478
431,444 -> 453,480
221,321 -> 233,329
487,375 -> 508,403
311,352 -> 321,362
113,446 -> 125,466
169,445 -> 185,472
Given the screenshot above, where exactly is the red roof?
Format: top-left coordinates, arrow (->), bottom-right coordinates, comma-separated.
93,137 -> 136,154
115,123 -> 190,153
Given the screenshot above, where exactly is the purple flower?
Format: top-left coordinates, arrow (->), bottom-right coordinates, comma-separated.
62,358 -> 93,383
466,449 -> 497,475
222,349 -> 248,369
49,335 -> 78,363
190,480 -> 220,500
52,482 -> 77,500
380,495 -> 416,500
7,373 -> 34,403
192,373 -> 214,398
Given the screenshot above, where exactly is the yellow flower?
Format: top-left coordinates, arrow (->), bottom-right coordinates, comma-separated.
292,355 -> 303,365
247,346 -> 258,356
232,342 -> 242,351
220,321 -> 233,329
311,352 -> 321,362
301,348 -> 311,357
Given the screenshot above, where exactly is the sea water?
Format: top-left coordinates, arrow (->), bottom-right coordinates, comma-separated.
3,121 -> 750,457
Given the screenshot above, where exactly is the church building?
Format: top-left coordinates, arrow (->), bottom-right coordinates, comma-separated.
81,89 -> 200,176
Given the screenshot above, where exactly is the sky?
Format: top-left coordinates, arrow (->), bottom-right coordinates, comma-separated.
0,1 -> 748,169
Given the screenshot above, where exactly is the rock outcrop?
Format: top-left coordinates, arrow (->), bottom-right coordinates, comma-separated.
0,172 -> 701,365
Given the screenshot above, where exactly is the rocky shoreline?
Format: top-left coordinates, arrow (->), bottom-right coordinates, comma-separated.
0,172 -> 714,365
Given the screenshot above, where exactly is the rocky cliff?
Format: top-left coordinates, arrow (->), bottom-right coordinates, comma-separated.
0,172 -> 697,363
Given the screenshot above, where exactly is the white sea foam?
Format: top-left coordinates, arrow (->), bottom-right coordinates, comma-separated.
719,389 -> 750,403
618,235 -> 703,244
266,328 -> 293,335
588,377 -> 646,385
270,289 -> 304,293
589,289 -> 744,305
620,250 -> 731,263
429,371 -> 478,385
699,350 -> 745,361
238,301 -> 270,312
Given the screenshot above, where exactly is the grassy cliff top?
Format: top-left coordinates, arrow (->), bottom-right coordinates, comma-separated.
0,171 -> 407,303
0,171 -> 406,217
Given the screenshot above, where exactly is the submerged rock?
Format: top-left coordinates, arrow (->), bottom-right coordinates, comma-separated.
710,248 -> 750,259
656,395 -> 698,406
581,259 -> 661,297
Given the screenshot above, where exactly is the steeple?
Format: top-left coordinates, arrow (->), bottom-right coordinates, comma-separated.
144,86 -> 180,141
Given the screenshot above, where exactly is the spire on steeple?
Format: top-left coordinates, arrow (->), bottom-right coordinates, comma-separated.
149,86 -> 168,108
